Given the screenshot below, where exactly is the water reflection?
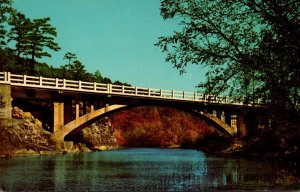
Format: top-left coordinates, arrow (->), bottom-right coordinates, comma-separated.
0,148 -> 299,191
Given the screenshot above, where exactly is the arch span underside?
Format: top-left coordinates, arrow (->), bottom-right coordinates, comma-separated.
51,104 -> 237,143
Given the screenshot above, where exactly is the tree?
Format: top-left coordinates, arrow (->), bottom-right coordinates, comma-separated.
0,0 -> 14,72
66,60 -> 87,80
156,0 -> 300,110
7,11 -> 31,58
63,52 -> 77,65
24,17 -> 60,74
93,70 -> 103,83
0,0 -> 12,47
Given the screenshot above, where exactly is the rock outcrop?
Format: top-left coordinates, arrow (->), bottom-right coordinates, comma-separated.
0,107 -> 55,157
79,117 -> 118,150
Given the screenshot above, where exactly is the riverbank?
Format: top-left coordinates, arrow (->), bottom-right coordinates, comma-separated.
211,137 -> 300,178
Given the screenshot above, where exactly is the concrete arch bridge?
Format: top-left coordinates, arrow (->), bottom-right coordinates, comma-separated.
0,72 -> 256,147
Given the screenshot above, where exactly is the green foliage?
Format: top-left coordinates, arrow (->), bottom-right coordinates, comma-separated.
0,0 -> 13,47
24,17 -> 60,73
156,0 -> 300,110
65,60 -> 87,80
156,0 -> 300,142
5,7 -> 60,74
0,48 -> 15,71
7,11 -> 30,57
63,52 -> 77,65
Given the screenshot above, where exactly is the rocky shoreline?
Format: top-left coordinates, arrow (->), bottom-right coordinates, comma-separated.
0,107 -> 119,158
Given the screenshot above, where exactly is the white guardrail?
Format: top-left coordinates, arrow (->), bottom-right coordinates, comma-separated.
0,72 -> 247,105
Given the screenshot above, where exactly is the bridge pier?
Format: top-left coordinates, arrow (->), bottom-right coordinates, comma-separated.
53,101 -> 64,133
76,102 -> 80,119
0,84 -> 12,119
230,115 -> 237,133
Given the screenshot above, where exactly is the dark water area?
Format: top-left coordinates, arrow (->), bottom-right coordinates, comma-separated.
0,148 -> 299,191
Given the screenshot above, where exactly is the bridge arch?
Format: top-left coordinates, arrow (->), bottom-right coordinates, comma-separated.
51,104 -> 237,143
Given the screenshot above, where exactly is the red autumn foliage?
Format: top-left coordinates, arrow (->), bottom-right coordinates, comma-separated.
110,106 -> 216,147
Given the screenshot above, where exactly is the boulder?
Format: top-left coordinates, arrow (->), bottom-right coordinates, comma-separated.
12,107 -> 34,120
12,106 -> 23,119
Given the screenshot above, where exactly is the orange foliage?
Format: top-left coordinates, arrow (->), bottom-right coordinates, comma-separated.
110,106 -> 216,147
114,129 -> 127,145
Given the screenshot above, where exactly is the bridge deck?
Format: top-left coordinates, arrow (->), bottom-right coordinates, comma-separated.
0,72 -> 249,105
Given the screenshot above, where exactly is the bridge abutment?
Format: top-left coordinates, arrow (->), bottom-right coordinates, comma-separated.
0,84 -> 12,119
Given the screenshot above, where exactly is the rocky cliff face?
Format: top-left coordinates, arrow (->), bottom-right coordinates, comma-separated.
79,117 -> 117,150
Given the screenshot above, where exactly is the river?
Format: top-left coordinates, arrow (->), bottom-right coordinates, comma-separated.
0,148 -> 299,191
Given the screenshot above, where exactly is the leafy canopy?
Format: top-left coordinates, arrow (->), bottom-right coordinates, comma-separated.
156,0 -> 300,108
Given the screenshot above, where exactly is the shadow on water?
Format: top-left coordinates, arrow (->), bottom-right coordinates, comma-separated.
0,148 -> 299,191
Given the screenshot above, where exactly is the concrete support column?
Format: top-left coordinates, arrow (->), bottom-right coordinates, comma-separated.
90,104 -> 94,112
0,84 -> 12,119
221,111 -> 226,122
230,115 -> 237,132
75,103 -> 80,119
53,102 -> 64,133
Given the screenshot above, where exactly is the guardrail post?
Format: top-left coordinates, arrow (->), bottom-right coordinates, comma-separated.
3,72 -> 7,82
135,87 -> 138,95
55,78 -> 59,88
107,84 -> 112,93
94,82 -> 97,91
63,79 -> 66,88
148,88 -> 150,96
39,77 -> 42,86
7,72 -> 10,82
23,75 -> 26,84
122,85 -> 125,93
78,80 -> 81,89
160,89 -> 162,97
183,91 -> 185,99
194,92 -> 196,100
172,90 -> 174,98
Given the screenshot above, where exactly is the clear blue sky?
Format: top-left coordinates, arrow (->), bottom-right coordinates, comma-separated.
12,0 -> 206,91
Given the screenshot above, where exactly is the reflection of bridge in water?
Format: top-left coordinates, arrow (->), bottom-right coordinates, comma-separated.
0,72 -> 258,147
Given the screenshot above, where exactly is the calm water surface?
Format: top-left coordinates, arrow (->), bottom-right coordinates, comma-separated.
0,148 -> 299,191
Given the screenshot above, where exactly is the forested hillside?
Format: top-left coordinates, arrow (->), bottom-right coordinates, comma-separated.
110,106 -> 217,148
